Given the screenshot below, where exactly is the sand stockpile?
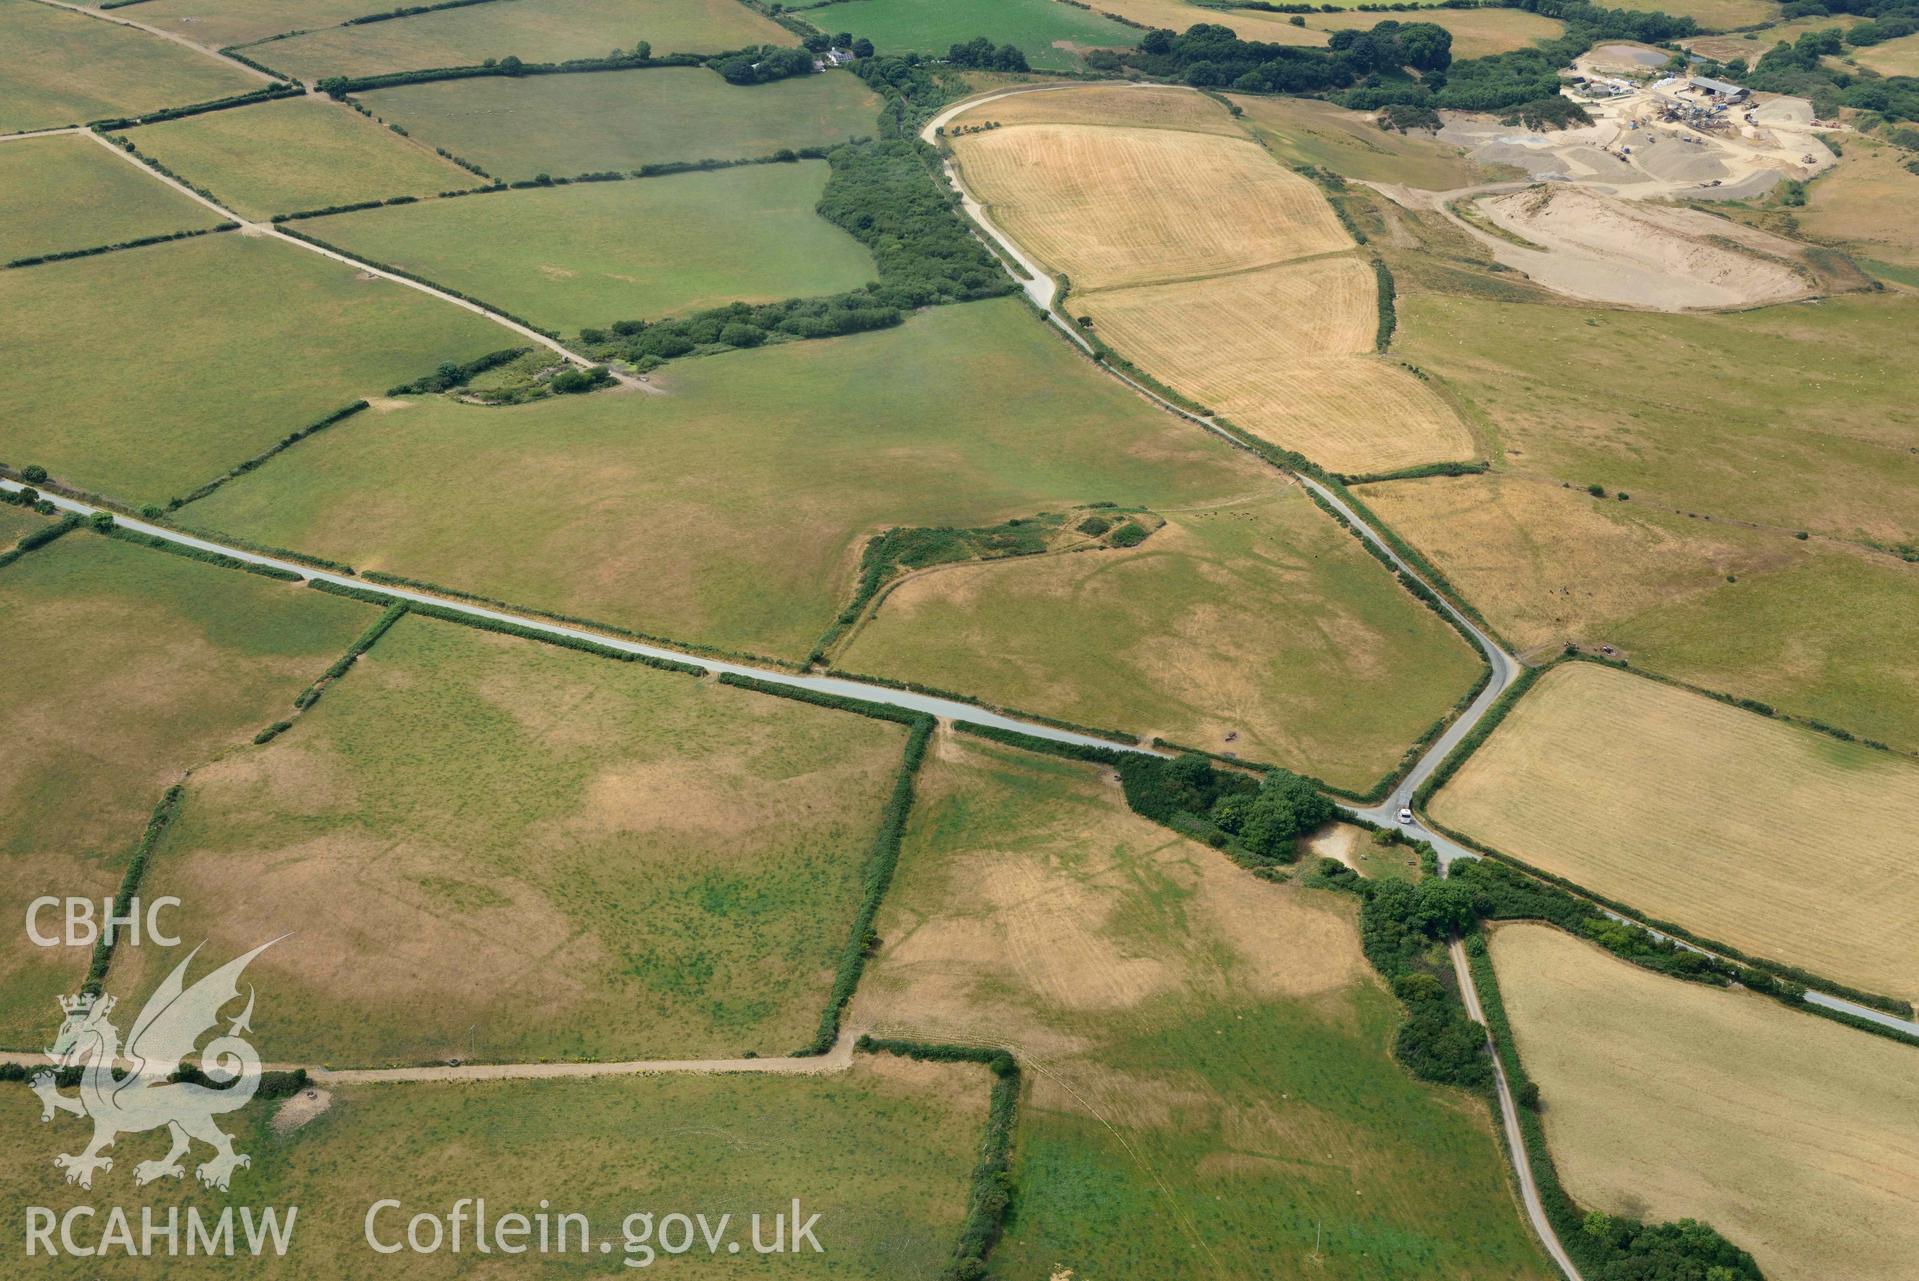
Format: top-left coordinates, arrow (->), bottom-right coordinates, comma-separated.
1471,185 -> 1813,309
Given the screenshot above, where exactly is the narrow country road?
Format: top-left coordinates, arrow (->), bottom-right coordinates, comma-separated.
926,82 -> 1579,1275
1452,939 -> 1585,1281
922,84 -> 1522,861
0,478 -> 1149,756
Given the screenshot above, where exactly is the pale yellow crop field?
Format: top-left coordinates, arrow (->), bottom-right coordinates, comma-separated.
1433,662 -> 1919,1001
952,121 -> 1351,289
1082,258 -> 1475,472
1490,923 -> 1919,1281
950,83 -> 1251,136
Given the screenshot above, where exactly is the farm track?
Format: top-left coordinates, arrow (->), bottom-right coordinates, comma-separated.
77,127 -> 653,390
28,0 -> 282,85
0,1026 -> 864,1084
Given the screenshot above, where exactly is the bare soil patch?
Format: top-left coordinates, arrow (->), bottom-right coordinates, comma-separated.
1470,185 -> 1815,309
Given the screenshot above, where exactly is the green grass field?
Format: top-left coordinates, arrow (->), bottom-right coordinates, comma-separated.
135,0 -> 383,50
0,533 -> 373,1051
0,0 -> 259,133
188,298 -> 1264,660
1396,290 -> 1919,549
301,161 -> 874,334
253,0 -> 792,81
112,613 -> 908,1065
855,735 -> 1553,1280
0,133 -> 222,261
0,232 -> 504,506
360,66 -> 882,181
840,490 -> 1483,790
803,0 -> 1137,69
122,95 -> 474,220
0,1060 -> 986,1278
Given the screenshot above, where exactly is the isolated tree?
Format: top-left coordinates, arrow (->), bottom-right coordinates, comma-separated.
852,37 -> 874,58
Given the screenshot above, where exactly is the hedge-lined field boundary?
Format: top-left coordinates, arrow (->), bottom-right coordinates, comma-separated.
93,83 -> 301,132
293,601 -> 407,711
5,221 -> 238,270
856,1036 -> 1019,1280
100,523 -> 303,582
797,713 -> 933,1056
308,50 -> 716,96
82,785 -> 185,995
0,512 -> 82,571
170,401 -> 368,509
271,223 -> 561,338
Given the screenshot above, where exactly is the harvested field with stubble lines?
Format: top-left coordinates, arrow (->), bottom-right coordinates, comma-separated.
951,83 -> 1250,136
1082,258 -> 1476,472
110,613 -> 910,1067
852,735 -> 1554,1281
1432,662 -> 1919,1002
953,122 -> 1351,290
1489,923 -> 1919,1281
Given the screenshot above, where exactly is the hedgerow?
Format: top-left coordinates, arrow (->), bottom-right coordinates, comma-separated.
293,602 -> 407,711
386,348 -> 529,395
803,715 -> 935,1055
6,222 -> 238,270
82,786 -> 185,995
856,1037 -> 1020,1280
101,525 -> 303,582
1464,938 -> 1764,1280
91,83 -> 300,131
170,401 -> 369,509
0,513 -> 83,571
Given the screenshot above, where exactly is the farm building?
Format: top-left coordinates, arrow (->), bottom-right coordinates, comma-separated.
1689,75 -> 1750,101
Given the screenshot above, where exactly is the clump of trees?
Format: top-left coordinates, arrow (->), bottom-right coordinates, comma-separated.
1745,23 -> 1919,122
1581,1213 -> 1762,1280
944,35 -> 1030,72
714,45 -> 817,85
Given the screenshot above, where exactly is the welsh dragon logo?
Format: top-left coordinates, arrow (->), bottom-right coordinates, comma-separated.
32,939 -> 279,1191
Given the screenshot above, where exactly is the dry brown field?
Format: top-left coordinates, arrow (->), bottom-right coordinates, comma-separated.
1489,922 -> 1919,1281
1362,477 -> 1919,753
1087,0 -> 1563,55
1432,662 -> 1919,1001
952,121 -> 1351,289
0,534 -> 372,1050
1800,136 -> 1919,272
837,489 -> 1484,791
1081,258 -> 1476,472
